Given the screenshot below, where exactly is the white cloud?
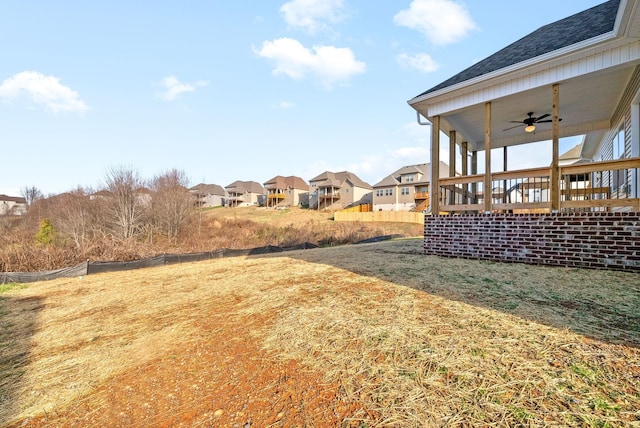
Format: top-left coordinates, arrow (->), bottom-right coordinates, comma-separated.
280,0 -> 345,34
345,145 -> 431,185
159,76 -> 208,101
255,37 -> 366,89
277,101 -> 295,109
0,71 -> 88,113
397,53 -> 439,73
394,0 -> 477,46
391,145 -> 430,159
345,123 -> 433,183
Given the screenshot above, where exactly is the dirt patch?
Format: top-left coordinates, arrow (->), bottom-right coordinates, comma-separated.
10,302 -> 371,427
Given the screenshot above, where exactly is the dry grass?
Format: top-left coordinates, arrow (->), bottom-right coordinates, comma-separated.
1,238 -> 639,426
1,206 -> 422,271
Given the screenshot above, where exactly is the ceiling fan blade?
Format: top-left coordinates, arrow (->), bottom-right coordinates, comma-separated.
509,120 -> 524,124
534,113 -> 550,121
535,118 -> 562,123
502,124 -> 525,131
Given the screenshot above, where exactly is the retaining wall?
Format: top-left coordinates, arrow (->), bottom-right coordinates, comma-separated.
423,212 -> 640,271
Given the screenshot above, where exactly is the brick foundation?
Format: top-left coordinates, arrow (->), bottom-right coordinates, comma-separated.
423,212 -> 640,271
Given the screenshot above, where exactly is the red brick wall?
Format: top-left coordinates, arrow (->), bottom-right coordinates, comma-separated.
423,212 -> 640,271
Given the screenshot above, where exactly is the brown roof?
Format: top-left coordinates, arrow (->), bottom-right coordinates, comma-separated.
263,175 -> 308,190
189,183 -> 226,196
0,194 -> 27,203
225,180 -> 264,194
559,142 -> 584,161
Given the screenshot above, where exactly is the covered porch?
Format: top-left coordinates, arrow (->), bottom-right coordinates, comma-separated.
418,78 -> 640,215
408,0 -> 640,271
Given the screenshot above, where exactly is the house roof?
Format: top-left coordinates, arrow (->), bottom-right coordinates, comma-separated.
414,0 -> 620,98
189,183 -> 225,196
263,175 -> 309,190
0,194 -> 27,203
308,171 -> 372,189
407,0 -> 639,154
559,142 -> 584,161
91,190 -> 112,197
373,161 -> 450,187
373,164 -> 429,187
225,180 -> 264,194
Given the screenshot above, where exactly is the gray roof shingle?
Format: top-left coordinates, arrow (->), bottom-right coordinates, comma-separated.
309,171 -> 372,189
412,0 -> 620,98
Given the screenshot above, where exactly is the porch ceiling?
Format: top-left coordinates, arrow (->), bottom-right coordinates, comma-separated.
439,64 -> 635,152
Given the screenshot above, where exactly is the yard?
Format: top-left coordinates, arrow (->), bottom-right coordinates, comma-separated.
1,238 -> 639,427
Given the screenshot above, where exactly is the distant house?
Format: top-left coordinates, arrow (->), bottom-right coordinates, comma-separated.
225,180 -> 264,207
135,187 -> 153,207
263,175 -> 309,208
373,162 -> 449,212
0,194 -> 27,215
89,190 -> 112,201
308,171 -> 372,210
88,188 -> 153,207
189,183 -> 226,208
515,142 -> 597,205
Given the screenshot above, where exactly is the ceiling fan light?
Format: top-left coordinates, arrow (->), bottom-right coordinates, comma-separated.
525,124 -> 536,133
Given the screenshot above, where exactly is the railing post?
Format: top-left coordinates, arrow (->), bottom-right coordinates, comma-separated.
449,130 -> 456,205
471,151 -> 478,204
503,147 -> 508,204
462,142 -> 468,204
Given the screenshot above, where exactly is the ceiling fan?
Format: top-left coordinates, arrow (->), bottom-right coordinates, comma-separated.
503,112 -> 561,133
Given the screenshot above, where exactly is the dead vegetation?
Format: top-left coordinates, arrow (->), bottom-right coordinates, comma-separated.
1,238 -> 639,427
0,206 -> 422,272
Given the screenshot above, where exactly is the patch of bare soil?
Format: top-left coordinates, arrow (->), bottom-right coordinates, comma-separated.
9,300 -> 370,427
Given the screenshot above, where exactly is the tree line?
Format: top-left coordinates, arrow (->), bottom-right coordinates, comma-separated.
34,166 -> 194,244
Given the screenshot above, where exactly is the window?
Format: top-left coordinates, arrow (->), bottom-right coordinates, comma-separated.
404,174 -> 414,182
385,189 -> 393,196
612,127 -> 628,193
401,187 -> 410,195
375,189 -> 383,197
613,127 -> 625,159
345,188 -> 350,194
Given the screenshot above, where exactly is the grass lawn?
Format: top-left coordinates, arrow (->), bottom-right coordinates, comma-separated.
1,238 -> 639,426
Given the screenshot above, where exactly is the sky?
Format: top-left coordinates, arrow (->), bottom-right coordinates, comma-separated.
0,0 -> 606,197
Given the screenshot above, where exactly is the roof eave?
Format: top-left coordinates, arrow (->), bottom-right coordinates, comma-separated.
408,31 -> 618,112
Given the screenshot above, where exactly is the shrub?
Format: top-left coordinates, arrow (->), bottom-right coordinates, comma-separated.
35,219 -> 55,246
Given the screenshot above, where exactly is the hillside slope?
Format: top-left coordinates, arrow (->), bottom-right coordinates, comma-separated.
2,239 -> 639,427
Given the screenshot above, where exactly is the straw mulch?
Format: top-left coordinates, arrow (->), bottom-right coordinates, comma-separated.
1,238 -> 639,427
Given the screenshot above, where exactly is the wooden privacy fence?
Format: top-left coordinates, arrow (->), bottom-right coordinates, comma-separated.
334,210 -> 424,224
340,203 -> 372,213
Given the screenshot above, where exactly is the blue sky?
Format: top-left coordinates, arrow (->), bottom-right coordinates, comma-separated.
0,0 -> 604,196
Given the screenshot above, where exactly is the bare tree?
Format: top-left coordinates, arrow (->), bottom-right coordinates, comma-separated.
102,166 -> 146,239
149,169 -> 194,241
49,187 -> 99,249
20,185 -> 43,208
